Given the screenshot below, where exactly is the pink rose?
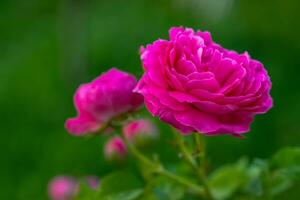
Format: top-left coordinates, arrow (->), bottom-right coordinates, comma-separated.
135,27 -> 273,136
104,136 -> 127,160
65,68 -> 143,136
48,176 -> 78,200
123,119 -> 158,144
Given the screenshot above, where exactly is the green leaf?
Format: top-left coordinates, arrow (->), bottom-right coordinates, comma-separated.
244,159 -> 266,197
100,189 -> 144,200
75,182 -> 99,200
137,193 -> 158,200
98,171 -> 143,200
136,176 -> 185,200
152,178 -> 185,200
270,170 -> 293,195
208,158 -> 249,200
269,147 -> 300,195
270,147 -> 300,169
270,166 -> 300,195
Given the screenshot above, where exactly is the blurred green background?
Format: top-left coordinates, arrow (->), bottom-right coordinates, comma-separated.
1,0 -> 300,199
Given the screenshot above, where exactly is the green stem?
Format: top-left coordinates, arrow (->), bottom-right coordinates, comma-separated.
174,130 -> 198,169
194,134 -> 208,178
172,129 -> 214,200
195,133 -> 204,165
195,134 -> 214,200
159,169 -> 205,195
124,137 -> 155,167
124,137 -> 205,197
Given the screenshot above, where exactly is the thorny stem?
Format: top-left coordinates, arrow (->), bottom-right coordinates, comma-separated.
124,137 -> 205,197
172,129 -> 214,200
195,133 -> 205,166
124,137 -> 155,168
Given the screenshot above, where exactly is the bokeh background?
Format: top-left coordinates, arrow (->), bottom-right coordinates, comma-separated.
1,0 -> 300,199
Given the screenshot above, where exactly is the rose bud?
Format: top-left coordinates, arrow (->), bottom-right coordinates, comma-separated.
135,27 -> 272,136
104,136 -> 127,161
65,68 -> 143,136
84,176 -> 100,189
123,119 -> 158,146
48,176 -> 78,200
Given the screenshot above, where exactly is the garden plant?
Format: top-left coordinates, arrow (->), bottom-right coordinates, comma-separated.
48,27 -> 300,200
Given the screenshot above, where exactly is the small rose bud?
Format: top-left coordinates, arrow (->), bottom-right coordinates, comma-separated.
123,119 -> 158,146
84,176 -> 100,189
48,176 -> 78,200
104,136 -> 127,161
103,127 -> 114,135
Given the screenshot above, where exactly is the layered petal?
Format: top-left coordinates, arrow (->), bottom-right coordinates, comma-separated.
137,27 -> 273,136
65,68 -> 143,136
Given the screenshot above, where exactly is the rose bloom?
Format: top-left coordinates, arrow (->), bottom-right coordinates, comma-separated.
123,119 -> 158,144
48,176 -> 78,200
65,68 -> 143,136
135,27 -> 273,136
104,136 -> 127,160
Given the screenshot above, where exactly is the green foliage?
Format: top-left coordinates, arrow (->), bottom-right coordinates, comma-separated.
242,147 -> 300,199
269,147 -> 300,196
76,171 -> 143,200
151,177 -> 185,200
205,147 -> 300,200
74,147 -> 300,200
98,171 -> 143,199
270,147 -> 300,170
208,158 -> 249,200
75,182 -> 99,200
243,159 -> 266,197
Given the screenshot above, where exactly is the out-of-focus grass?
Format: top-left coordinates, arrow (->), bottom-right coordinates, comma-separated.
0,0 -> 300,199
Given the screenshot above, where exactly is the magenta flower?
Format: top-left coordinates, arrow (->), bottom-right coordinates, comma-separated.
104,136 -> 127,160
135,27 -> 273,136
48,176 -> 78,200
65,68 -> 143,136
123,119 -> 157,144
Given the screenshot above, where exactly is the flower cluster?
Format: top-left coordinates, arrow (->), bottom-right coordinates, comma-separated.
57,26 -> 273,199
64,68 -> 158,160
